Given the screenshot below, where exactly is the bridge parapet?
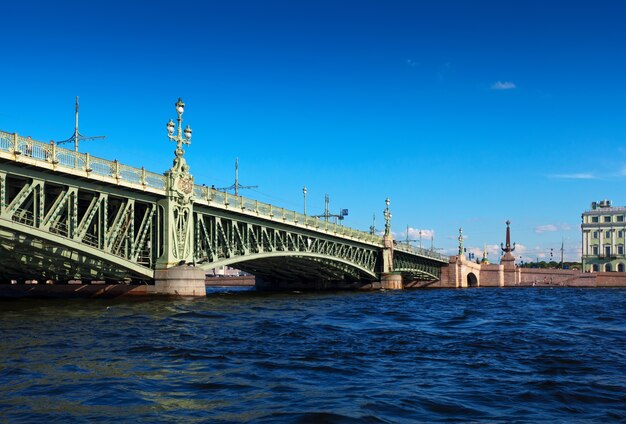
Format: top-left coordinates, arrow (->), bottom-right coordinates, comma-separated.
192,185 -> 382,246
0,130 -> 382,248
0,130 -> 167,192
393,242 -> 449,263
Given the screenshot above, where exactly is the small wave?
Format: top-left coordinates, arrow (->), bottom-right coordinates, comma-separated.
256,411 -> 386,424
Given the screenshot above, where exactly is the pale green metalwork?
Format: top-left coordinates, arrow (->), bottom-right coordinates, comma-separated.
0,166 -> 156,281
0,129 -> 391,247
393,248 -> 443,280
157,98 -> 195,268
193,207 -> 379,281
383,197 -> 391,236
0,101 -> 449,285
0,172 -> 5,214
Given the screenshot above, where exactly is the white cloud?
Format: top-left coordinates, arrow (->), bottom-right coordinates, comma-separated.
549,172 -> 596,180
400,227 -> 435,244
461,243 -> 528,262
406,59 -> 418,67
535,223 -> 572,233
491,81 -> 516,90
535,224 -> 558,234
441,247 -> 458,256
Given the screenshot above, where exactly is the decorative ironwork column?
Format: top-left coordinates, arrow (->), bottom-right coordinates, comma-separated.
0,172 -> 5,215
157,98 -> 196,268
458,227 -> 464,256
384,197 -> 391,236
382,197 -> 394,273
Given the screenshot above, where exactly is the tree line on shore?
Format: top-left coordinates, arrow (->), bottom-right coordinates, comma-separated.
518,261 -> 581,270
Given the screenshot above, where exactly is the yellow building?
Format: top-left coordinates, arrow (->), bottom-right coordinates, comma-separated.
581,200 -> 626,272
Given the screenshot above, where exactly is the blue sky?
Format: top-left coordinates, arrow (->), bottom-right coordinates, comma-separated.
2,0 -> 626,262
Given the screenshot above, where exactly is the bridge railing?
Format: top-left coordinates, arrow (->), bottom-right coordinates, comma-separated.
0,131 -> 167,191
0,130 -> 442,251
193,183 -> 383,245
393,242 -> 449,262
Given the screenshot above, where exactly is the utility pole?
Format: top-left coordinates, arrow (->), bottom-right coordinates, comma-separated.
403,225 -> 418,246
313,194 -> 347,223
217,157 -> 259,195
324,194 -> 329,221
561,240 -> 564,268
58,96 -> 105,152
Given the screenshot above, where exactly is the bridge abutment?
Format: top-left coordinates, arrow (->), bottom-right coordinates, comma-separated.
153,266 -> 206,296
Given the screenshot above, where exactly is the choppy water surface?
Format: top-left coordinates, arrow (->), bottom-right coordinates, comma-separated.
1,288 -> 625,423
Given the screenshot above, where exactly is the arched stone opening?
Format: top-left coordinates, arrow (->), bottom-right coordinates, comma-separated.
467,272 -> 478,287
605,263 -> 612,272
618,263 -> 625,273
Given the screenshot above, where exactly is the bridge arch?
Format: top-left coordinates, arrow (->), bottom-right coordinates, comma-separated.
198,251 -> 378,287
0,220 -> 154,281
467,272 -> 478,287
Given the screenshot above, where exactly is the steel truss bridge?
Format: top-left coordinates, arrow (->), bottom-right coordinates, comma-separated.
0,127 -> 448,289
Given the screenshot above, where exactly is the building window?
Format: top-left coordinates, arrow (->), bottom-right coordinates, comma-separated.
605,230 -> 612,239
593,264 -> 599,272
604,216 -> 612,223
619,245 -> 625,255
605,246 -> 611,257
593,231 -> 599,239
619,230 -> 624,238
605,263 -> 612,272
618,215 -> 625,222
619,263 -> 625,272
592,216 -> 599,223
593,245 -> 599,255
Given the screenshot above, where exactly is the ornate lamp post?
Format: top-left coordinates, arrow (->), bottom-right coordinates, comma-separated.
157,98 -> 196,269
166,98 -> 192,163
458,227 -> 464,256
154,98 -> 206,295
384,197 -> 392,236
303,186 -> 307,215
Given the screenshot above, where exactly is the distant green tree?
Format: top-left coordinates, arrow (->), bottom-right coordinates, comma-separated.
519,260 -> 581,269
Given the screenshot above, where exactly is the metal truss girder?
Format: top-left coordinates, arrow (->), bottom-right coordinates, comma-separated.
0,164 -> 160,281
0,223 -> 153,281
0,160 -> 448,285
194,209 -> 380,281
0,172 -> 5,214
131,204 -> 155,261
77,193 -> 102,239
393,250 -> 441,280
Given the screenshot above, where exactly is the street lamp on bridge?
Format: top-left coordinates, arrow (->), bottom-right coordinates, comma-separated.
303,186 -> 307,215
166,98 -> 192,159
383,198 -> 391,236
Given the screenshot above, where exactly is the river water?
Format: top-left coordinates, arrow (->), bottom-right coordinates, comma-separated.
1,287 -> 625,423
